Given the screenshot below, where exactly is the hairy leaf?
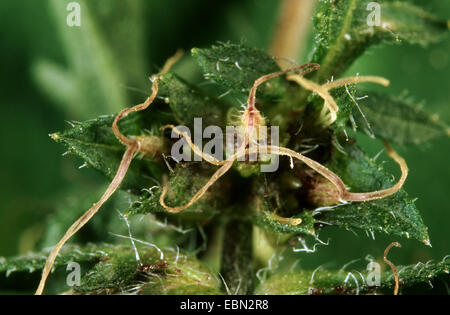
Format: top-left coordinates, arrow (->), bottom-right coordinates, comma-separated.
353,92 -> 449,144
312,0 -> 449,82
255,256 -> 450,295
51,113 -> 168,193
0,244 -> 221,295
74,245 -> 221,295
192,43 -> 286,100
158,72 -> 228,127
317,142 -> 429,243
0,244 -> 111,278
127,162 -> 230,221
306,83 -> 360,129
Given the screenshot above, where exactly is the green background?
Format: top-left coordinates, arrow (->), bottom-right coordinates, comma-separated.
0,0 -> 448,274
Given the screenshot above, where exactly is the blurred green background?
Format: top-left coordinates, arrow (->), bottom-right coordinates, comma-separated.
0,0 -> 448,274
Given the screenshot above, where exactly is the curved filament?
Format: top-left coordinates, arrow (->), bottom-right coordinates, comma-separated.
343,142 -> 408,202
158,68 -> 404,216
160,161 -> 234,213
384,242 -> 402,295
35,144 -> 137,295
36,50 -> 183,295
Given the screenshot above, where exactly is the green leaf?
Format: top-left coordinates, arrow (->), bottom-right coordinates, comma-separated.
306,83 -> 359,129
158,72 -> 228,127
74,245 -> 222,295
311,0 -> 449,82
316,142 -> 429,243
353,92 -> 449,144
192,43 -> 286,100
127,162 -> 230,221
51,113 -> 168,193
379,256 -> 450,294
0,244 -> 222,295
0,244 -> 110,277
255,256 -> 450,295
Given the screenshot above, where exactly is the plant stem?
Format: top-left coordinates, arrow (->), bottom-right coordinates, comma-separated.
220,217 -> 254,295
199,219 -> 225,272
269,0 -> 317,65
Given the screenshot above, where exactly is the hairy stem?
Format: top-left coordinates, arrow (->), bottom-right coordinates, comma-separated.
220,218 -> 254,295
200,219 -> 225,273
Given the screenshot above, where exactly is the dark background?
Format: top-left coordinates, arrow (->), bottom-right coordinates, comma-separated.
0,0 -> 448,273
